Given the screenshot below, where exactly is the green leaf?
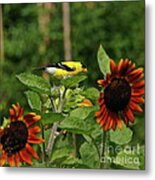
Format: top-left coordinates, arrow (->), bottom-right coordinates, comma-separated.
97,44 -> 110,75
16,73 -> 51,94
59,106 -> 100,137
59,116 -> 88,135
109,123 -> 133,145
61,74 -> 87,88
70,106 -> 98,120
51,147 -> 71,162
81,87 -> 100,102
114,145 -> 143,170
80,142 -> 100,169
25,91 -> 41,111
41,112 -> 64,125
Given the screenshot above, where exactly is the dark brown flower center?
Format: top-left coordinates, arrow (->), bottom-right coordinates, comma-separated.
104,78 -> 131,112
0,121 -> 28,156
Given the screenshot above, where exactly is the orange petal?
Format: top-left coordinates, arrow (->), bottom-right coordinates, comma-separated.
15,153 -> 21,167
110,59 -> 117,74
128,72 -> 144,83
129,101 -> 143,113
7,155 -> 15,167
124,107 -> 135,123
26,143 -> 39,159
28,134 -> 45,144
19,149 -> 32,165
0,153 -> 6,166
29,126 -> 41,135
132,80 -> 145,88
24,114 -> 41,127
132,88 -> 144,96
117,59 -> 124,72
129,68 -> 143,76
131,97 -> 145,104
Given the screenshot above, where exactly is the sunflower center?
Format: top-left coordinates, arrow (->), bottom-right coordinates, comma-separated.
104,78 -> 131,112
1,121 -> 28,156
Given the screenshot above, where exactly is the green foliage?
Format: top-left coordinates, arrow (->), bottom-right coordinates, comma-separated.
80,142 -> 100,169
109,123 -> 133,145
25,91 -> 41,111
1,1 -> 145,169
81,87 -> 99,102
114,145 -> 144,170
41,112 -> 64,126
97,45 -> 110,76
61,74 -> 87,88
16,73 -> 51,94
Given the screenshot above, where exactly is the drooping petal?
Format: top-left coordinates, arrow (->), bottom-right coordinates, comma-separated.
123,107 -> 135,123
129,101 -> 143,112
7,155 -> 15,167
19,149 -> 32,165
26,143 -> 39,159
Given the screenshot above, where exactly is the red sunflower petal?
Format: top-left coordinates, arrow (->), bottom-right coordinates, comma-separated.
124,107 -> 135,123
19,149 -> 32,165
128,68 -> 143,76
131,97 -> 145,104
117,59 -> 124,73
128,72 -> 144,83
0,153 -> 6,166
15,153 -> 21,167
28,134 -> 45,144
24,113 -> 41,127
110,59 -> 117,74
9,103 -> 24,121
7,155 -> 15,167
129,101 -> 143,113
28,126 -> 41,135
26,143 -> 39,159
132,88 -> 145,96
132,80 -> 145,88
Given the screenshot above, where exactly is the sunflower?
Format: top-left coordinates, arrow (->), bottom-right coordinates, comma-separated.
0,103 -> 44,167
95,59 -> 144,131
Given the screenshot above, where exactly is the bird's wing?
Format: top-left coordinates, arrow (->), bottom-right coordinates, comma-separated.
47,63 -> 76,72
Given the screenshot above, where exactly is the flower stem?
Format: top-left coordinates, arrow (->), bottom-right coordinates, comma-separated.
46,87 -> 67,158
100,131 -> 109,169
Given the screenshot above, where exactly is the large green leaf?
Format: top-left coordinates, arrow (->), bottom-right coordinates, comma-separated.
70,106 -> 98,119
59,116 -> 88,135
97,44 -> 110,76
109,123 -> 133,145
81,87 -> 99,102
61,74 -> 87,88
59,106 -> 100,137
80,142 -> 100,169
25,91 -> 41,111
41,112 -> 64,125
16,73 -> 51,94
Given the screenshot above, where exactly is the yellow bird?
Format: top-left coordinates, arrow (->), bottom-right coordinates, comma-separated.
37,61 -> 88,78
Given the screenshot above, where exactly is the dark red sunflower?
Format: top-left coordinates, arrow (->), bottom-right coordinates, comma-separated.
95,59 -> 144,131
0,103 -> 44,167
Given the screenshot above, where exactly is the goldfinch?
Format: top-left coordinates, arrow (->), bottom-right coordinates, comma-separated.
37,61 -> 88,78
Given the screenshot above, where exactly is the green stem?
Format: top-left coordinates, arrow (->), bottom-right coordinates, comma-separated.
46,87 -> 67,158
100,131 -> 109,169
41,122 -> 46,162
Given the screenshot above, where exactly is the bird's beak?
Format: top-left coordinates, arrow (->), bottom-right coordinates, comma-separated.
83,68 -> 88,73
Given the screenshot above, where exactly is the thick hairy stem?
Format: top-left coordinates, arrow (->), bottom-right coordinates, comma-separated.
46,88 -> 67,158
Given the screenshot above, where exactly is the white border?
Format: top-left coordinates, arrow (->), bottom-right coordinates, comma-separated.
0,0 -> 155,179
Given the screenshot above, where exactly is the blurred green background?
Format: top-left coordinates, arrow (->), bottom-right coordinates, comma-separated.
0,1 -> 144,122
